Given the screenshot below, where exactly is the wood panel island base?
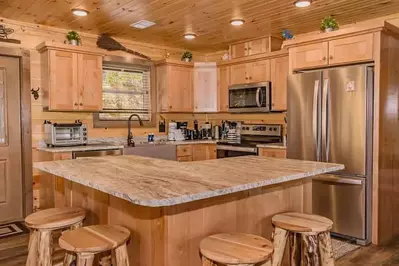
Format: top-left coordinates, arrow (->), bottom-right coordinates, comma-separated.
34,156 -> 343,266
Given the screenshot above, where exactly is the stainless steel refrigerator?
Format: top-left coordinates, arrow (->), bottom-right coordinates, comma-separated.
287,65 -> 373,245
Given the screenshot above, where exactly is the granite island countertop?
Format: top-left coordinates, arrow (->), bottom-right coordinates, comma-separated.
34,155 -> 343,207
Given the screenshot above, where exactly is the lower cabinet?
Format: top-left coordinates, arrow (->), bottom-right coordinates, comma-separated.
258,147 -> 287,158
176,144 -> 217,162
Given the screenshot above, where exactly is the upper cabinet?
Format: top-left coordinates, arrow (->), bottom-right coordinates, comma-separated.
193,62 -> 217,112
37,42 -> 104,111
230,60 -> 270,84
217,65 -> 230,112
156,59 -> 194,113
270,56 -> 288,111
230,36 -> 283,59
285,31 -> 375,71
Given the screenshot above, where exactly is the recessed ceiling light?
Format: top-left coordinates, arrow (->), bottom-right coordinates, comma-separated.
184,33 -> 196,40
71,9 -> 89,17
230,19 -> 245,26
294,0 -> 312,7
131,20 -> 156,29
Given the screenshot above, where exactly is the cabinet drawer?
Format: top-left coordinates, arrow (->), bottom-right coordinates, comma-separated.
290,42 -> 329,70
258,148 -> 287,158
177,155 -> 193,162
176,145 -> 192,157
328,34 -> 373,65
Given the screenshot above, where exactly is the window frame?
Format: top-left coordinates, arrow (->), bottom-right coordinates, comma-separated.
93,55 -> 156,128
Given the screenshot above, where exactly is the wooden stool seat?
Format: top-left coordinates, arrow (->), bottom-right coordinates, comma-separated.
272,212 -> 333,234
59,225 -> 131,266
25,207 -> 85,230
59,225 -> 130,253
200,233 -> 273,265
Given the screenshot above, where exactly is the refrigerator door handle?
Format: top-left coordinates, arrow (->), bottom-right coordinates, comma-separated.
313,80 -> 320,161
322,78 -> 330,162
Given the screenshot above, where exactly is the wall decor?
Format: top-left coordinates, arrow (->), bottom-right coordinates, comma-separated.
282,29 -> 294,40
31,87 -> 40,100
97,34 -> 151,60
0,25 -> 21,44
66,30 -> 81,45
181,51 -> 193,62
321,16 -> 339,32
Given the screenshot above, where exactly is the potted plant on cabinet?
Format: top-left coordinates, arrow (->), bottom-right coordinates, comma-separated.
66,30 -> 81,46
320,16 -> 339,32
181,51 -> 193,62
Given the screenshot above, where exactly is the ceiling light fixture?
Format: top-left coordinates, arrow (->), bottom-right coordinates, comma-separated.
71,8 -> 89,16
184,33 -> 196,40
294,0 -> 312,8
130,20 -> 156,29
230,19 -> 245,26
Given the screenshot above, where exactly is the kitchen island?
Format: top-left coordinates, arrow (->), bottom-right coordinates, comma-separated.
34,155 -> 343,266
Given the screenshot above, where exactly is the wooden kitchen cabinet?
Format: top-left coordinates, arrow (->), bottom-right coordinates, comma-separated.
156,59 -> 194,112
258,147 -> 287,158
37,42 -> 104,111
230,36 -> 283,59
217,65 -> 230,112
176,144 -> 216,162
230,42 -> 247,59
328,34 -> 374,66
194,63 -> 217,112
270,56 -> 289,111
230,60 -> 270,84
289,42 -> 329,70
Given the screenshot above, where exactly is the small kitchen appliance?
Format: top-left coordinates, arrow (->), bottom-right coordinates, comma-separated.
200,122 -> 213,140
228,82 -> 271,113
216,123 -> 282,158
44,120 -> 88,147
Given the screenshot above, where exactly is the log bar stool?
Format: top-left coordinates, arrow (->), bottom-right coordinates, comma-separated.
271,212 -> 334,266
25,207 -> 86,266
200,233 -> 274,266
59,225 -> 131,266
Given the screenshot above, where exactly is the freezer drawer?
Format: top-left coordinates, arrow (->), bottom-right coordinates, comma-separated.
312,175 -> 366,240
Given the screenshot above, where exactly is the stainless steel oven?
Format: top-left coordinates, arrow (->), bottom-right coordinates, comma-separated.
228,82 -> 271,113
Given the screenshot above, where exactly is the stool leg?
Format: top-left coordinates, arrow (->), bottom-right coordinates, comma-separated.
26,230 -> 39,266
114,243 -> 130,266
290,233 -> 302,266
301,234 -> 319,266
99,252 -> 112,266
201,256 -> 215,266
76,253 -> 95,266
63,222 -> 84,266
318,232 -> 334,266
38,230 -> 53,266
271,226 -> 289,266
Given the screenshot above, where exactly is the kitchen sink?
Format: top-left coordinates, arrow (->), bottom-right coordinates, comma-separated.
123,141 -> 176,161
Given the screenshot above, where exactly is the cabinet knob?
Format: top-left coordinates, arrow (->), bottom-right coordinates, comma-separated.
249,76 -> 252,80
329,55 -> 334,60
244,48 -> 248,51
80,103 -> 83,106
248,47 -> 252,50
322,56 -> 327,61
245,77 -> 249,80
74,103 -> 78,106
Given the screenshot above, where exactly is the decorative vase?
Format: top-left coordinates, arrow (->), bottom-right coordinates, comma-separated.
324,28 -> 334,33
183,58 -> 191,62
69,39 -> 78,46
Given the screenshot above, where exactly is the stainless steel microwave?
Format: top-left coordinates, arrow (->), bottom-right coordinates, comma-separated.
228,82 -> 271,113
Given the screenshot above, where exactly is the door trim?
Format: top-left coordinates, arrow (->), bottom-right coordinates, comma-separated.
0,47 -> 32,219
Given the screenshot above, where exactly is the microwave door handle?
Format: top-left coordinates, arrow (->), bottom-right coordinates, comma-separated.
313,80 -> 320,161
256,88 -> 261,107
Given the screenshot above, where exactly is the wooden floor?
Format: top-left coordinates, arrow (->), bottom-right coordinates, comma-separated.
1,234 -> 399,265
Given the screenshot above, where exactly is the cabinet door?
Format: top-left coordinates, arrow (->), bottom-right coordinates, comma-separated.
247,59 -> 270,83
192,144 -> 217,161
270,56 -> 289,111
328,34 -> 373,66
77,54 -> 103,111
289,42 -> 328,70
48,50 -> 79,111
231,42 -> 248,59
194,63 -> 217,112
248,38 -> 268,55
156,65 -> 169,112
168,66 -> 193,112
230,63 -> 247,84
217,66 -> 230,112
259,148 -> 287,158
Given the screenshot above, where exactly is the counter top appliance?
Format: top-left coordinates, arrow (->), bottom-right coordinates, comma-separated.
228,82 -> 271,113
287,65 -> 374,245
217,123 -> 282,158
44,120 -> 88,147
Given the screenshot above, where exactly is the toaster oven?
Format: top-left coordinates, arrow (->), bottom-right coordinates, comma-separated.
44,120 -> 88,147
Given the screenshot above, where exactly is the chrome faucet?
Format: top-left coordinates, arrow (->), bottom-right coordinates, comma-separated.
127,114 -> 143,147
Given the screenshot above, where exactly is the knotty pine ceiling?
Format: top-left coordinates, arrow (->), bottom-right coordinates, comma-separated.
1,0 -> 398,52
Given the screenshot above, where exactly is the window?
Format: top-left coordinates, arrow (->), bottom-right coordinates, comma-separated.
93,57 -> 155,128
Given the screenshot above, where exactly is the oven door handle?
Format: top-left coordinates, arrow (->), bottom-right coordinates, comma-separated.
256,88 -> 261,107
216,145 -> 257,153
